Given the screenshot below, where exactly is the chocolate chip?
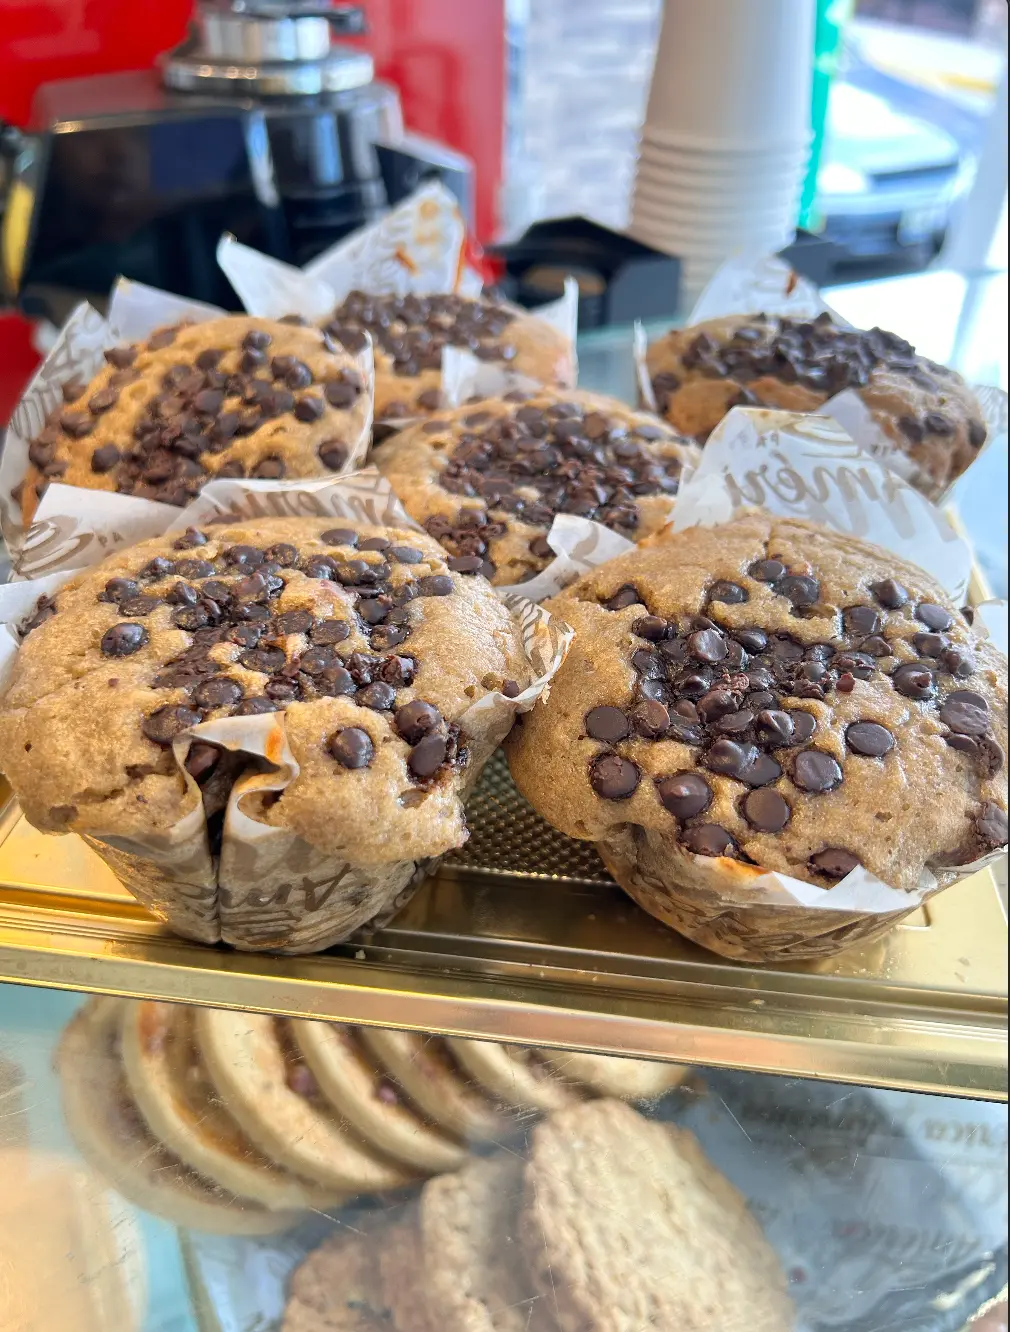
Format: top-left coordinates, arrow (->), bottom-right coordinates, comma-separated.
632,700 -> 670,738
104,345 -> 137,369
754,709 -> 793,746
318,667 -> 356,696
844,605 -> 881,636
585,706 -> 630,742
687,628 -> 727,663
682,825 -> 736,857
938,698 -> 989,736
295,395 -> 325,422
104,577 -> 140,603
318,441 -> 348,471
396,701 -> 441,743
142,705 -> 201,745
251,457 -> 285,479
243,328 -> 272,351
947,689 -> 988,711
898,416 -> 924,442
915,602 -> 953,632
788,711 -> 816,743
792,750 -> 843,793
195,677 -> 243,708
329,727 -> 374,769
91,444 -> 121,474
589,753 -> 640,799
59,410 -> 94,438
923,411 -> 954,436
912,632 -> 946,657
390,546 -> 424,564
695,689 -> 735,724
448,555 -> 484,574
892,663 -> 935,700
976,802 -> 1008,848
147,326 -> 179,351
409,732 -> 449,778
742,789 -> 790,832
417,575 -> 453,597
603,586 -> 642,611
656,772 -> 711,818
704,739 -> 758,781
859,636 -> 891,657
773,574 -> 820,607
185,743 -> 220,782
810,848 -> 860,879
273,609 -> 314,635
870,579 -> 908,609
968,420 -> 987,448
939,647 -> 974,677
324,380 -> 358,409
748,559 -> 786,582
312,619 -> 352,646
118,596 -> 162,617
846,721 -> 894,756
708,581 -> 748,604
735,628 -> 768,653
632,616 -> 667,641
88,387 -> 119,414
233,697 -> 281,715
101,623 -> 148,656
239,647 -> 285,673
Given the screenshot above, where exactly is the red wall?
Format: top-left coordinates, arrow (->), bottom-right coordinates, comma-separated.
0,0 -> 504,420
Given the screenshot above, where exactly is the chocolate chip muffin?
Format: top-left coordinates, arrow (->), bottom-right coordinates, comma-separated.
372,387 -> 701,586
647,313 -> 988,500
0,516 -> 536,952
20,316 -> 370,524
507,514 -> 1008,961
322,290 -> 575,421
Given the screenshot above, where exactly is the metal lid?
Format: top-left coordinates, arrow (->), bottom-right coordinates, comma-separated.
163,0 -> 373,98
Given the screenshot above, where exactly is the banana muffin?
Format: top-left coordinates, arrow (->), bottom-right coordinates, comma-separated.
373,387 -> 701,586
20,315 -> 370,524
0,516 -> 537,951
647,312 -> 988,500
321,290 -> 575,421
507,514 -> 1008,961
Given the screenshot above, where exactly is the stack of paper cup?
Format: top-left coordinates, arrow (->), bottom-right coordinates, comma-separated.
630,0 -> 815,303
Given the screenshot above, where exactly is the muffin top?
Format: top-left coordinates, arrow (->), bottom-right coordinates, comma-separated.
506,513 -> 1007,894
372,387 -> 701,585
322,290 -> 575,419
647,312 -> 987,499
20,316 -> 370,524
0,517 -> 533,866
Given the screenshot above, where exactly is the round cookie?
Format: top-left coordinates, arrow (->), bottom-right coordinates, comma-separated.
506,513 -> 1008,961
446,1038 -> 584,1114
377,1215 -> 439,1332
0,516 -> 534,950
322,291 -> 575,420
293,1021 -> 467,1174
20,315 -> 369,524
534,1049 -> 688,1100
120,1001 -> 347,1212
372,387 -> 701,585
647,312 -> 988,500
520,1099 -> 794,1332
56,998 -> 294,1235
195,1010 -> 419,1194
357,1028 -> 510,1142
417,1154 -> 557,1332
282,1228 -> 392,1332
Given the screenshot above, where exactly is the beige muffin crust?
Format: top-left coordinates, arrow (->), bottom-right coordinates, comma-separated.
322,290 -> 575,420
20,315 -> 369,524
373,386 -> 701,585
647,312 -> 988,499
507,514 -> 1008,904
0,516 -> 533,868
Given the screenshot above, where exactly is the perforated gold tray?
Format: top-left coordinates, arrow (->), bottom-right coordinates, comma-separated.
0,746 -> 1005,1102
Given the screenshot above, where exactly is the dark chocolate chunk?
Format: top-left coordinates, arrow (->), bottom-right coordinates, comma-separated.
585,706 -> 631,743
632,700 -> 670,739
938,698 -> 989,736
101,623 -> 148,657
589,753 -> 640,800
632,615 -> 668,641
408,733 -> 449,779
90,444 -> 121,474
708,580 -> 748,604
318,441 -> 349,471
845,721 -> 894,757
356,681 -> 397,710
810,848 -> 860,879
844,605 -> 881,636
395,700 -> 441,744
185,744 -> 220,782
976,802 -> 1008,848
274,609 -> 315,635
915,602 -> 953,632
88,387 -> 119,414
687,628 -> 727,663
417,574 -> 453,597
603,586 -> 642,611
792,749 -> 843,793
748,559 -> 786,583
329,728 -> 374,770
656,772 -> 711,819
390,546 -> 424,564
195,677 -> 243,708
742,788 -> 790,832
141,705 -> 202,745
682,825 -> 736,857
870,578 -> 908,609
773,574 -> 820,607
233,697 -> 281,715
239,646 -> 286,673
891,663 -> 936,700
755,709 -> 793,746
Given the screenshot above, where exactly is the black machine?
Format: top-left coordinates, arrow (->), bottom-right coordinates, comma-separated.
0,0 -> 472,324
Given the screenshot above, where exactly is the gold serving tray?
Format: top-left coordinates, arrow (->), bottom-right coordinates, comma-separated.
0,748 -> 1005,1102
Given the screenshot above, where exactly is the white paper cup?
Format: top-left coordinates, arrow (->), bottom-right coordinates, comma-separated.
629,202 -> 798,250
631,178 -> 803,220
643,0 -> 815,150
636,145 -> 810,185
641,123 -> 814,158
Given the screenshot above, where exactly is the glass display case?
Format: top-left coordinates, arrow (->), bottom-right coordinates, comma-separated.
0,270 -> 1006,1332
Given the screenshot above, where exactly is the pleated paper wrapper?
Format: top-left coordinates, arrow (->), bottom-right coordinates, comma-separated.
0,469 -> 572,953
0,280 -> 375,578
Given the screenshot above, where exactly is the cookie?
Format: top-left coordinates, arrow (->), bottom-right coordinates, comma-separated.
322,292 -> 574,421
120,1001 -> 347,1212
372,387 -> 700,585
21,316 -> 370,524
56,998 -> 294,1235
520,1099 -> 794,1332
293,1021 -> 467,1174
0,516 -> 534,951
196,1009 -> 419,1194
506,513 -> 1008,960
533,1049 -> 688,1100
377,1214 -> 438,1332
357,1029 -> 509,1141
419,1154 -> 557,1332
282,1228 -> 391,1332
446,1038 -> 583,1114
647,313 -> 988,500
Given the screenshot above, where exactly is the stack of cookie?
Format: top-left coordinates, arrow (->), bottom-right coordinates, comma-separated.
283,1099 -> 795,1332
56,999 -> 689,1235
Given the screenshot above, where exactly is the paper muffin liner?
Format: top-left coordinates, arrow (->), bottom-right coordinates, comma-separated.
0,280 -> 375,577
0,470 -> 573,953
635,252 -> 1008,505
216,182 -> 579,429
529,406 -> 1007,962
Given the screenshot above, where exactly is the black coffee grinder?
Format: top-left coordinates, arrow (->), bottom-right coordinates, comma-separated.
0,1 -> 472,324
